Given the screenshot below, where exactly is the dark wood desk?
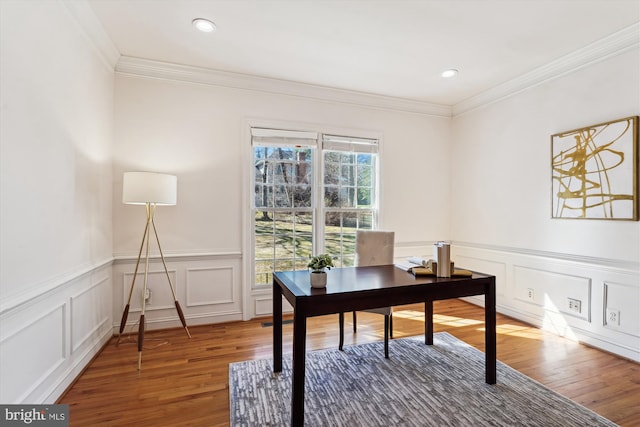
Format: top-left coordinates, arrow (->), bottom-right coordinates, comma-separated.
272,265 -> 496,426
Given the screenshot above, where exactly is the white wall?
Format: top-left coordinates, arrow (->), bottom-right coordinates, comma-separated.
0,1 -> 114,403
451,48 -> 640,360
111,72 -> 451,325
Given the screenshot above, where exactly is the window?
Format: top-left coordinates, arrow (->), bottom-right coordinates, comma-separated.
251,128 -> 378,288
322,135 -> 378,267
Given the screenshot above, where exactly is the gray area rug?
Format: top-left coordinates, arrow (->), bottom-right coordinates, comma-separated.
229,332 -> 617,426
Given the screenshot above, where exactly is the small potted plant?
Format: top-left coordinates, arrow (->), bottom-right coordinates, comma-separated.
307,254 -> 335,288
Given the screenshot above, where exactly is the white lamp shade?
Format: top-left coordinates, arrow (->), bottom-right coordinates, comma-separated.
122,172 -> 177,205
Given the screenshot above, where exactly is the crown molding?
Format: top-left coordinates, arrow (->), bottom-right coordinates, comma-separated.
115,56 -> 452,117
61,0 -> 120,71
71,0 -> 636,119
453,22 -> 640,117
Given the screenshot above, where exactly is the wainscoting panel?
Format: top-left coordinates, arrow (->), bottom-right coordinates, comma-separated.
0,260 -> 113,404
186,266 -> 234,307
254,294 -> 294,318
254,295 -> 274,318
112,252 -> 243,332
0,304 -> 66,403
71,275 -> 111,353
513,266 -> 591,322
603,281 -> 640,337
122,270 -> 179,312
453,255 -> 508,300
452,243 -> 640,362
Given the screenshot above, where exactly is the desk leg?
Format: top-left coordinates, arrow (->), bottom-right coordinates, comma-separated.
485,277 -> 497,384
291,312 -> 307,426
338,312 -> 344,351
425,300 -> 433,345
273,281 -> 282,373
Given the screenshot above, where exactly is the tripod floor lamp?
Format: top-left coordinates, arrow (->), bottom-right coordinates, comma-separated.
117,171 -> 191,370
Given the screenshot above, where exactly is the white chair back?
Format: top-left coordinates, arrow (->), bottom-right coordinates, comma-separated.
355,230 -> 395,267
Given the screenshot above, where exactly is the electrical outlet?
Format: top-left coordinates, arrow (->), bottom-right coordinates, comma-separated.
144,288 -> 152,304
568,298 -> 581,313
606,308 -> 620,326
526,288 -> 535,301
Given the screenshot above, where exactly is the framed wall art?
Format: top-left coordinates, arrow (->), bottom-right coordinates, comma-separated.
551,116 -> 638,220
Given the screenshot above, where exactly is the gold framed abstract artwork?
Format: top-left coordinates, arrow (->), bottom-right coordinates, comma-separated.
551,116 -> 639,220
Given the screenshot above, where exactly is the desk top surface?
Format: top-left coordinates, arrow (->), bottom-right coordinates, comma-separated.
273,265 -> 493,298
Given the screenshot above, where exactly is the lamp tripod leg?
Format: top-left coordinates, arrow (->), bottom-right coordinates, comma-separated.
117,220 -> 150,346
137,313 -> 145,370
152,218 -> 191,338
138,208 -> 152,370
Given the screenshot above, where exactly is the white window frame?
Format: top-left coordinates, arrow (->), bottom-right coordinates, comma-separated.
242,119 -> 382,319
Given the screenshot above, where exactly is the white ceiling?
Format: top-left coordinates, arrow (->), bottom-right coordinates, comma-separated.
87,0 -> 640,106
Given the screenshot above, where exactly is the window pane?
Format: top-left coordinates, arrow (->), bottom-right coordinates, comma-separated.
275,259 -> 295,273
324,232 -> 341,257
274,147 -> 293,162
360,212 -> 373,229
341,255 -> 356,268
341,164 -> 355,186
295,150 -> 312,183
293,184 -> 311,207
342,233 -> 356,254
324,161 -> 340,184
255,212 -> 274,260
254,161 -> 267,185
274,185 -> 293,207
340,187 -> 356,208
324,186 -> 339,207
274,211 -> 292,233
255,184 -> 275,208
274,234 -> 294,258
295,258 -> 309,271
343,212 -> 357,230
357,188 -> 371,207
357,164 -> 373,187
325,152 -> 341,162
254,236 -> 274,260
295,211 -> 313,229
255,260 -> 273,286
254,146 -> 274,160
294,233 -> 313,259
341,153 -> 355,164
255,209 -> 275,225
325,211 -> 341,230
357,153 -> 372,165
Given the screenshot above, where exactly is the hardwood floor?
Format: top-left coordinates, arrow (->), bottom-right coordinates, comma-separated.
59,300 -> 639,426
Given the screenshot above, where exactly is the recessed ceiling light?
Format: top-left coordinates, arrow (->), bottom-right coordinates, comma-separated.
192,18 -> 216,33
441,69 -> 459,78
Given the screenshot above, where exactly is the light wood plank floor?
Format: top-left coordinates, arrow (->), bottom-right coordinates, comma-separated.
59,300 -> 639,426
